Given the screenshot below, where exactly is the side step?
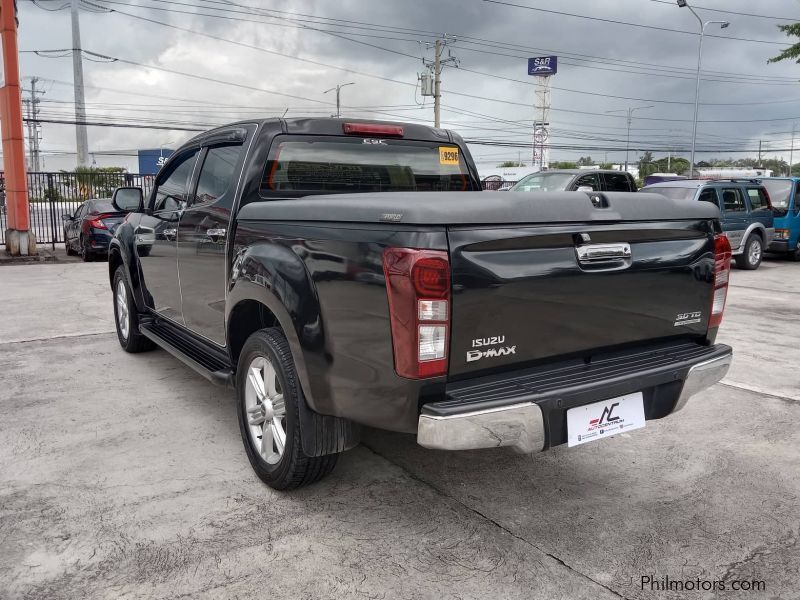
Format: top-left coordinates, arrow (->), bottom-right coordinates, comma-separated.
139,318 -> 234,387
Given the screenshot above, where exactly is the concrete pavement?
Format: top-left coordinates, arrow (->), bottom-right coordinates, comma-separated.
0,258 -> 798,599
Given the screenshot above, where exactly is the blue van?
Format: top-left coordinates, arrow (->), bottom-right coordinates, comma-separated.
641,179 -> 775,270
761,178 -> 800,261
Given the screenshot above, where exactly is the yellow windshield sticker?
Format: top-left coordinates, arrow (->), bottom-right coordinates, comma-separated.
439,147 -> 459,165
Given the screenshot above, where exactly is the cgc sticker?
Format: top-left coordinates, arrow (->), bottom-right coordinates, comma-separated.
439,147 -> 459,165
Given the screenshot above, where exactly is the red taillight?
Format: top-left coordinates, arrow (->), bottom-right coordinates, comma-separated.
709,234 -> 731,329
343,122 -> 404,137
383,248 -> 450,379
87,216 -> 107,230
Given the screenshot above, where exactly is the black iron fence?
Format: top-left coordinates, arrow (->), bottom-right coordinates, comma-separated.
0,172 -> 155,248
1,174 -> 520,248
481,179 -> 519,191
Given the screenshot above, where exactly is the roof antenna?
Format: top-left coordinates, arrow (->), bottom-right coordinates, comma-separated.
282,108 -> 289,117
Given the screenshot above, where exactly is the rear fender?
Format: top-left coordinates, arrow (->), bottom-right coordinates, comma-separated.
226,241 -> 327,414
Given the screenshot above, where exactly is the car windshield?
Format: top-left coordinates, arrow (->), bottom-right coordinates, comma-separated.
261,136 -> 471,193
510,172 -> 575,192
761,179 -> 792,208
641,186 -> 697,201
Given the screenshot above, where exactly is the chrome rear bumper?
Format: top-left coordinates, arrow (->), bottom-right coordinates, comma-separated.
417,403 -> 546,454
417,349 -> 732,452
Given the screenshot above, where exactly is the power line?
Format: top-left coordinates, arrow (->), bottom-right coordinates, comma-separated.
648,0 -> 800,22
482,0 -> 789,46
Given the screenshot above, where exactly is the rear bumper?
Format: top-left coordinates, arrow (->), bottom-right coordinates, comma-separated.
417,342 -> 732,453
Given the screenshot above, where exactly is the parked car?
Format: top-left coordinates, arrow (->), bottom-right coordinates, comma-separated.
761,177 -> 800,261
641,179 -> 774,270
509,169 -> 638,193
62,198 -> 128,261
108,118 -> 732,490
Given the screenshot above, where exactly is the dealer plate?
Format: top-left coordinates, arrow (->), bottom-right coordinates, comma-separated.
567,392 -> 645,447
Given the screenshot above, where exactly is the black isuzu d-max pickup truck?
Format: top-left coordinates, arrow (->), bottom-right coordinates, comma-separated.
108,118 -> 733,489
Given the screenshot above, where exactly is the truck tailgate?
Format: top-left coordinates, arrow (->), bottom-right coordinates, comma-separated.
447,221 -> 715,377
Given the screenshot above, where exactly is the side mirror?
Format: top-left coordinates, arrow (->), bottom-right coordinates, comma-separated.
576,185 -> 594,192
61,213 -> 73,221
112,186 -> 143,212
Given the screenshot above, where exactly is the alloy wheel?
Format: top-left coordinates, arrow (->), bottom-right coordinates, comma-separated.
749,239 -> 762,266
244,356 -> 286,465
115,279 -> 130,340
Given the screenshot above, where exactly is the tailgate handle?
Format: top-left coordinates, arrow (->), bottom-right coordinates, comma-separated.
576,243 -> 631,263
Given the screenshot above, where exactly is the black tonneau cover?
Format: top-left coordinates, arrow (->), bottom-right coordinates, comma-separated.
237,192 -> 720,225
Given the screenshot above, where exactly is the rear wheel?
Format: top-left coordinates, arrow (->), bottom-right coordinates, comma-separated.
80,236 -> 93,262
236,328 -> 339,490
112,266 -> 156,353
735,234 -> 762,270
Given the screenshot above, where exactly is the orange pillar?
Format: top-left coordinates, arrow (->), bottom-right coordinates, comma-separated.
1,0 -> 35,255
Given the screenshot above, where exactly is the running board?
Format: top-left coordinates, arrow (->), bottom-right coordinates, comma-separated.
139,320 -> 234,387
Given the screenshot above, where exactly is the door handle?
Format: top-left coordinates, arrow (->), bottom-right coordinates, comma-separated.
576,243 -> 631,263
206,228 -> 226,243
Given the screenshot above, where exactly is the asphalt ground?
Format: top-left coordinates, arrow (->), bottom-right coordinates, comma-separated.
0,254 -> 798,599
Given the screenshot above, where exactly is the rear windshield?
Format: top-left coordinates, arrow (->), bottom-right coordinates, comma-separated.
90,200 -> 115,213
260,136 -> 471,194
761,179 -> 792,208
641,186 -> 697,201
510,172 -> 574,192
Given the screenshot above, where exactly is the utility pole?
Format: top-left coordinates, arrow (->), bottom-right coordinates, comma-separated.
789,124 -> 796,176
606,105 -> 653,172
1,0 -> 36,255
422,35 -> 458,128
758,139 -> 763,167
71,0 -> 89,166
323,82 -> 354,118
22,77 -> 43,172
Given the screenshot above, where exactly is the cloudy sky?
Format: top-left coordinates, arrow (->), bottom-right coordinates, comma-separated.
13,0 -> 800,173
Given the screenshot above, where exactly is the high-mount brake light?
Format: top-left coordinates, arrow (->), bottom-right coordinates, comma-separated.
709,234 -> 731,329
382,248 -> 450,379
343,123 -> 404,137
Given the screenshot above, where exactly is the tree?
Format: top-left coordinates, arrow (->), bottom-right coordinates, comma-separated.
599,162 -> 614,170
576,156 -> 594,166
638,151 -> 657,179
768,23 -> 800,63
68,166 -> 127,199
550,161 -> 577,169
497,161 -> 522,167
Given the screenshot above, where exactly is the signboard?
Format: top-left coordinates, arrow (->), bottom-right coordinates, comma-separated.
528,56 -> 557,77
137,148 -> 174,174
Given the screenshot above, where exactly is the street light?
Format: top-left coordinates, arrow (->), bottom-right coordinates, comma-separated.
678,0 -> 730,177
324,82 -> 355,118
605,105 -> 653,172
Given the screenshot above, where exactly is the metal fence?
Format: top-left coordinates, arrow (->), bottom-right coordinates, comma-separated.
0,172 -> 155,248
481,179 -> 519,191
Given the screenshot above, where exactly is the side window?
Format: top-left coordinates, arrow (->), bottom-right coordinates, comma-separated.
720,188 -> 746,212
746,188 -> 768,210
573,173 -> 600,191
603,172 -> 633,192
796,183 -> 800,215
698,188 -> 719,207
192,145 -> 243,208
74,203 -> 86,219
152,149 -> 199,213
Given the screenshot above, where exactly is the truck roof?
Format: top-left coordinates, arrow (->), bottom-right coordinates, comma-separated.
183,117 -> 459,147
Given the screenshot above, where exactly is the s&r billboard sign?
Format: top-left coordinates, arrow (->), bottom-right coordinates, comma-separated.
528,56 -> 557,76
137,148 -> 174,175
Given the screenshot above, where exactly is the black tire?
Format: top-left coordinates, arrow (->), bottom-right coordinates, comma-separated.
789,242 -> 800,262
112,266 -> 156,353
64,234 -> 76,256
236,328 -> 338,490
80,236 -> 93,262
735,234 -> 763,270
